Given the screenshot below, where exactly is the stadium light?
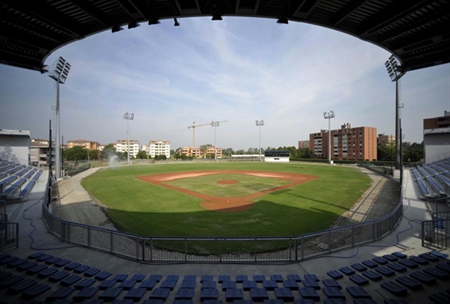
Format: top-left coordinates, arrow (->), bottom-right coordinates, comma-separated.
47,56 -> 71,178
256,120 -> 264,162
385,55 -> 405,174
123,112 -> 134,165
323,111 -> 335,164
211,121 -> 220,162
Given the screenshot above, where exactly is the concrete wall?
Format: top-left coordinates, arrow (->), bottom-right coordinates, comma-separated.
424,133 -> 450,163
0,133 -> 30,166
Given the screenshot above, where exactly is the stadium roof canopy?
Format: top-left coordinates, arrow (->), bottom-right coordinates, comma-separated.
1,0 -> 449,73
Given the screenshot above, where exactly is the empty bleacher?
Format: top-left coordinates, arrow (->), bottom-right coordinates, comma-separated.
0,250 -> 449,303
0,159 -> 42,200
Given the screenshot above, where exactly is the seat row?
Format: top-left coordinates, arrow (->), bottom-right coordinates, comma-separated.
0,251 -> 449,304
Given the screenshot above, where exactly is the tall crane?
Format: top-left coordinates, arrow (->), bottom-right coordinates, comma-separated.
188,120 -> 228,147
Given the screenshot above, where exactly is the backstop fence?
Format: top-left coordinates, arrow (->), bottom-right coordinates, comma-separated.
41,174 -> 405,263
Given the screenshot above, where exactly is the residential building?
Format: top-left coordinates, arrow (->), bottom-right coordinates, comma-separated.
298,140 -> 309,149
423,111 -> 450,163
149,140 -> 171,158
378,134 -> 395,144
206,147 -> 223,158
115,140 -> 140,158
67,140 -> 100,150
179,147 -> 201,158
309,124 -> 377,161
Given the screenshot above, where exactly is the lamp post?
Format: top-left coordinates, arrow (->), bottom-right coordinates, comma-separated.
323,111 -> 335,164
385,55 -> 404,174
48,57 -> 71,178
123,112 -> 134,165
256,120 -> 264,162
211,121 -> 220,162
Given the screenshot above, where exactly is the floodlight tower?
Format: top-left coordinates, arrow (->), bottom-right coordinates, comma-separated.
256,120 -> 264,161
323,111 -> 335,164
211,121 -> 220,162
123,112 -> 134,165
48,57 -> 71,178
385,55 -> 405,174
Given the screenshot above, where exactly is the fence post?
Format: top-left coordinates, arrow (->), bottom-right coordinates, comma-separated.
294,239 -> 298,261
352,226 -> 355,247
87,226 -> 91,247
184,238 -> 187,263
301,236 -> 304,261
110,231 -> 113,253
219,239 -> 222,264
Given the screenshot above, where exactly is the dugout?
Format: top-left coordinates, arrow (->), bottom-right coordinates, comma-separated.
264,150 -> 290,162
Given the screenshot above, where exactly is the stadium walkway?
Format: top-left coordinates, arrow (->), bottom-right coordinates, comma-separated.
2,168 -> 449,303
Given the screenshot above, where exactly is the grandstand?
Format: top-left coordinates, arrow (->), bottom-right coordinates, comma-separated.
0,158 -> 42,201
411,158 -> 450,201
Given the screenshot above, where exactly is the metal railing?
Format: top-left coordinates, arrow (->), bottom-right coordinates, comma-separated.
42,176 -> 405,263
0,220 -> 19,250
422,210 -> 450,249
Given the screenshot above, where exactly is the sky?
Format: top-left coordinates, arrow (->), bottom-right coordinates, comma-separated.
0,17 -> 449,151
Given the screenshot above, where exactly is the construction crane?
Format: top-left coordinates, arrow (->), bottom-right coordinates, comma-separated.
188,120 -> 228,147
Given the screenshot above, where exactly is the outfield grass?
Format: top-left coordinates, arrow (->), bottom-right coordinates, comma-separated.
81,162 -> 371,241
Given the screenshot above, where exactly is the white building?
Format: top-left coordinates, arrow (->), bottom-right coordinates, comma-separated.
115,140 -> 140,158
0,129 -> 31,166
149,140 -> 170,158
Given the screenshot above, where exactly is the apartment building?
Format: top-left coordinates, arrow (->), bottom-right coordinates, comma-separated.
378,134 -> 395,144
30,138 -> 52,167
149,140 -> 170,158
67,139 -> 100,150
309,124 -> 377,161
115,140 -> 140,158
298,140 -> 309,149
206,147 -> 223,158
179,147 -> 201,158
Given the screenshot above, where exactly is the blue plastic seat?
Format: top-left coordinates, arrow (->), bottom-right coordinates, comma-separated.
74,278 -> 96,290
299,287 -> 320,301
253,275 -> 265,282
349,274 -> 369,286
303,279 -> 320,290
346,286 -> 371,299
274,287 -> 294,300
84,268 -> 101,277
323,287 -> 346,300
181,280 -> 196,289
283,279 -> 299,289
323,279 -> 341,289
387,262 -> 407,273
236,275 -> 248,283
119,279 -> 137,290
72,286 -> 99,302
61,275 -> 82,286
375,266 -> 395,277
225,288 -> 243,301
98,287 -> 123,301
148,288 -> 171,300
392,252 -> 407,259
419,253 -> 439,262
98,279 -> 117,289
270,274 -> 283,282
372,257 -> 388,265
362,270 -> 382,281
64,262 -> 81,271
45,287 -> 75,302
381,281 -> 407,296
410,271 -> 436,284
21,283 -> 51,300
218,275 -> 230,283
395,276 -> 422,289
200,288 -> 219,301
160,279 -> 177,290
8,278 -> 37,294
262,280 -> 278,290
175,288 -> 194,299
49,271 -> 70,282
95,271 -> 112,280
423,267 -> 449,279
201,275 -> 213,282
398,259 -> 418,269
382,254 -> 398,262
327,270 -> 343,279
139,279 -> 157,290
304,274 -> 319,281
339,266 -> 355,276
202,280 -> 216,289
250,288 -> 269,301
351,263 -> 367,272
148,274 -> 162,282
222,280 -> 236,290
113,274 -> 128,282
362,260 -> 378,268
242,280 -> 257,290
287,274 -> 302,282
131,274 -> 145,282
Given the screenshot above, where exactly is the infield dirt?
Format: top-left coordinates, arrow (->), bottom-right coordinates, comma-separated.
137,170 -> 318,212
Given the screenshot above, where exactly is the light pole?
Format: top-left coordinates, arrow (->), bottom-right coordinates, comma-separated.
47,57 -> 71,178
256,120 -> 264,162
385,55 -> 404,174
323,111 -> 335,164
211,121 -> 220,162
123,112 -> 134,165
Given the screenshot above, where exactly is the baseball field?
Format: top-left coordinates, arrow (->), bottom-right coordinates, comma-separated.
81,162 -> 372,240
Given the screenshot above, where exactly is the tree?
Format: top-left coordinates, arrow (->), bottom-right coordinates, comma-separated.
64,146 -> 87,161
101,144 -> 117,160
136,150 -> 147,159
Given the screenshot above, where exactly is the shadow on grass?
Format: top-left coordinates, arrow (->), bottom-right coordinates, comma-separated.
270,188 -> 349,211
100,200 -> 340,255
